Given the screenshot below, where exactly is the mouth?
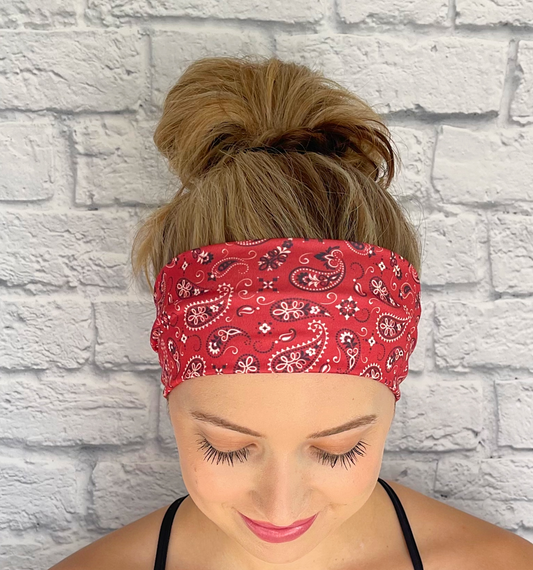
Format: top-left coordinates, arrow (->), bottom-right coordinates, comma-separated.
239,512 -> 319,543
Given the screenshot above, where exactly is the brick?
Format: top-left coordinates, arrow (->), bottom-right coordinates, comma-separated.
0,31 -> 143,111
0,210 -> 133,288
512,41 -> 533,120
338,0 -> 449,25
456,0 -> 533,26
518,528 -> 533,543
405,298 -> 431,373
90,460 -> 185,529
0,248 -> 128,290
436,456 -> 533,500
435,456 -> 480,499
388,379 -> 483,451
496,380 -> 533,449
433,125 -> 533,204
490,214 -> 533,294
86,0 -> 325,24
0,372 -> 150,446
71,116 -> 172,206
0,0 -> 77,28
472,499 -> 533,532
0,298 -> 92,369
0,121 -> 70,202
435,299 -> 533,370
158,396 -> 177,451
0,458 -> 77,531
388,126 -> 435,202
379,461 -> 437,497
151,30 -> 271,105
422,214 -> 482,285
94,299 -> 159,370
276,35 -> 507,114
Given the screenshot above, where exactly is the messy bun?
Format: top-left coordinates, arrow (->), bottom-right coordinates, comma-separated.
131,55 -> 421,292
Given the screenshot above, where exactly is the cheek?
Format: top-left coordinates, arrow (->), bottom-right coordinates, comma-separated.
177,439 -> 247,506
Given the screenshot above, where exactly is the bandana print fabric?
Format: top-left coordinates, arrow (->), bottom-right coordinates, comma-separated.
150,237 -> 422,401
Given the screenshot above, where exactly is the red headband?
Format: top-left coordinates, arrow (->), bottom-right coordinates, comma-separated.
150,238 -> 421,401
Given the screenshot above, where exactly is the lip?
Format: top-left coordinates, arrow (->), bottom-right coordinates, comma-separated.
239,512 -> 318,543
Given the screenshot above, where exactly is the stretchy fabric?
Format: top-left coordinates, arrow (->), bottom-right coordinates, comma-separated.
150,238 -> 422,402
152,477 -> 424,570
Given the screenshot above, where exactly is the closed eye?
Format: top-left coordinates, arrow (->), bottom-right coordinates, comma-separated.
196,436 -> 369,470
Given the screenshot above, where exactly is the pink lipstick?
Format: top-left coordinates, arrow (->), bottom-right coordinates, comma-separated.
239,512 -> 318,543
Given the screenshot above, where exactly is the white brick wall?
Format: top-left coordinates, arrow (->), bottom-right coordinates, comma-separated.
1,1 -> 533,568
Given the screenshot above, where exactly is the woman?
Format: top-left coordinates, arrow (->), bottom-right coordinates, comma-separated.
50,55 -> 533,570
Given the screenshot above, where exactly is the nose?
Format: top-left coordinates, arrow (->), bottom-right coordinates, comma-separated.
251,454 -> 313,527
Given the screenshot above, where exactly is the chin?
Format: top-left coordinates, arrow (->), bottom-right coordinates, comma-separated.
234,527 -> 326,565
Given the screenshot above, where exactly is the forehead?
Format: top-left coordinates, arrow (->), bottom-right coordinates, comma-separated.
169,372 -> 392,421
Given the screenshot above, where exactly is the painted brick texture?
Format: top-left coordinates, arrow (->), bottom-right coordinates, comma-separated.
1,1 -> 533,568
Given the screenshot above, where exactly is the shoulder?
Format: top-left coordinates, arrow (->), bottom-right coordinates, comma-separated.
492,529 -> 533,570
383,479 -> 533,570
48,501 -> 173,570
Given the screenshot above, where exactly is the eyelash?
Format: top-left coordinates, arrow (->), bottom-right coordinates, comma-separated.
196,437 -> 369,470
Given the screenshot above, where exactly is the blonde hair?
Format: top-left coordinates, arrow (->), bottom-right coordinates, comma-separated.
131,55 -> 421,292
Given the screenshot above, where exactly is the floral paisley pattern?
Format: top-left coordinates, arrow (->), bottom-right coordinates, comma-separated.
150,237 -> 422,401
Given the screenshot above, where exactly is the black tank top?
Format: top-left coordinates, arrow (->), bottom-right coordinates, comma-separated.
153,477 -> 424,570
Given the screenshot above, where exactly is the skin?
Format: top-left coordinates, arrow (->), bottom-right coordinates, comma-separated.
166,371 -> 397,570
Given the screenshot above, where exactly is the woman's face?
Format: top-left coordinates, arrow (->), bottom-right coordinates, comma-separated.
167,372 -> 396,568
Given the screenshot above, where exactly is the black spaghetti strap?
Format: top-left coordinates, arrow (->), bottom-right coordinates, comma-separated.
153,495 -> 189,570
378,478 -> 424,570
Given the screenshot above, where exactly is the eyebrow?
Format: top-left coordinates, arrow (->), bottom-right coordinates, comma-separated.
189,410 -> 378,439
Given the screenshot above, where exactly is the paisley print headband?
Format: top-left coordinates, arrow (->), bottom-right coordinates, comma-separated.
150,237 -> 422,401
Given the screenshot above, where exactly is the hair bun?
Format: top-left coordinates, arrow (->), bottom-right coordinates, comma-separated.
242,124 -> 352,157
131,56 -> 421,294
